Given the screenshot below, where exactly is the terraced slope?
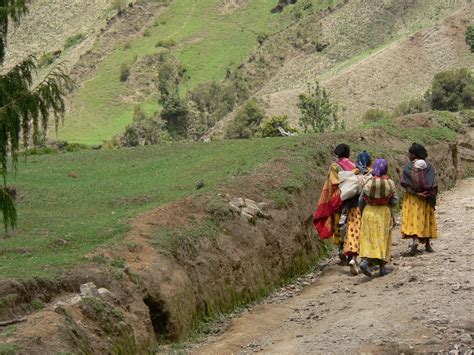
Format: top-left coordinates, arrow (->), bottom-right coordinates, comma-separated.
259,0 -> 474,126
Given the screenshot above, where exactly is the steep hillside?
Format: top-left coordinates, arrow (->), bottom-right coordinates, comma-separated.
3,0 -> 114,72
4,0 -> 473,143
261,2 -> 474,126
57,0 -> 311,144
208,0 -> 474,137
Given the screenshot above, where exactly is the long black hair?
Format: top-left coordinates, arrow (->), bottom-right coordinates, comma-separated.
409,143 -> 428,160
334,143 -> 350,158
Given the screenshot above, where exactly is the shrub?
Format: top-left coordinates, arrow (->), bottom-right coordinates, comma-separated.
258,115 -> 297,137
459,109 -> 474,126
119,63 -> 130,82
143,29 -> 151,37
225,100 -> 266,139
430,68 -> 474,111
64,33 -> 86,49
123,42 -> 132,50
466,25 -> 474,52
362,109 -> 392,122
30,298 -> 45,310
297,81 -> 343,133
121,106 -> 166,147
37,52 -> 56,68
111,0 -> 128,14
155,39 -> 176,48
393,98 -> 430,117
257,32 -> 269,45
435,111 -> 466,133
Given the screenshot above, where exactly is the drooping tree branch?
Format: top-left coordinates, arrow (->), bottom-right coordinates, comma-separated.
0,1 -> 74,230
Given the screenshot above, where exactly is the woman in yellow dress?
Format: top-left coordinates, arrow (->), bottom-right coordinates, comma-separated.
400,143 -> 438,256
358,159 -> 397,277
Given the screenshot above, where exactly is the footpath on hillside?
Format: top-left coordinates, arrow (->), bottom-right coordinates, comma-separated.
193,179 -> 474,354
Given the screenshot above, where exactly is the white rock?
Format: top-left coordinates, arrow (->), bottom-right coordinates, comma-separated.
80,282 -> 100,297
230,197 -> 245,208
98,287 -> 114,300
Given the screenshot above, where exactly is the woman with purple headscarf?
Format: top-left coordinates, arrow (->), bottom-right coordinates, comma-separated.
358,158 -> 398,277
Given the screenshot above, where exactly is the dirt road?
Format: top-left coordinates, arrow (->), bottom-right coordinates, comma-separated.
194,179 -> 474,354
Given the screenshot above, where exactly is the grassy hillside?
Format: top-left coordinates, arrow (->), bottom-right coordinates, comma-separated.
60,0 -> 331,145
1,138 -> 297,279
0,117 -> 458,280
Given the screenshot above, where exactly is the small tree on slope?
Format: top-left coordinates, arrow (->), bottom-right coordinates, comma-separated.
0,1 -> 73,229
298,81 -> 343,133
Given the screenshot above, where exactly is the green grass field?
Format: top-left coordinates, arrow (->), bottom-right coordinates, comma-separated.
0,137 -> 299,279
59,0 -> 299,145
0,116 -> 457,280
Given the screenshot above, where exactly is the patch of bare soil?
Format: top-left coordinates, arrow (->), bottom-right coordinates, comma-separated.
262,5 -> 474,127
193,178 -> 474,354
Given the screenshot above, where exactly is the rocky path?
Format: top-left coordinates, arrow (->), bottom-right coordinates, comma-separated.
194,179 -> 474,354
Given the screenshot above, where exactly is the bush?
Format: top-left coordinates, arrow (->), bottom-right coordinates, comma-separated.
430,68 -> 474,112
435,111 -> 466,133
123,42 -> 132,50
393,98 -> 430,117
297,81 -> 343,133
155,39 -> 176,48
119,63 -> 130,82
466,25 -> 474,52
111,0 -> 128,14
459,109 -> 474,126
258,115 -> 297,137
186,76 -> 249,140
257,32 -> 269,45
362,109 -> 392,122
64,33 -> 86,49
121,106 -> 166,147
225,100 -> 266,139
37,52 -> 56,68
143,29 -> 151,37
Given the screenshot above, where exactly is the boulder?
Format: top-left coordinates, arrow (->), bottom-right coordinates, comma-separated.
80,282 -> 100,297
98,287 -> 115,300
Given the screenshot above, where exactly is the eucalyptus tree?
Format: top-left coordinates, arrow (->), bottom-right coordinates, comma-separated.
0,0 -> 73,229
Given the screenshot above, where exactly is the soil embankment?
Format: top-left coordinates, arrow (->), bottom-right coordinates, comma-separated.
0,117 -> 472,353
194,178 -> 474,354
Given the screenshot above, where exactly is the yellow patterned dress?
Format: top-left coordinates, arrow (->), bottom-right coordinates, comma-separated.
342,208 -> 361,255
359,205 -> 392,262
401,193 -> 437,240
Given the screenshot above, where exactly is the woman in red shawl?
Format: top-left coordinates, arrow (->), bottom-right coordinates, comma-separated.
313,144 -> 362,275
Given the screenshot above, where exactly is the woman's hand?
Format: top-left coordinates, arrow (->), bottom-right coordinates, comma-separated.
416,191 -> 429,197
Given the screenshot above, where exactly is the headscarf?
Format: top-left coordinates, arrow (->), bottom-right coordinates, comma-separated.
334,143 -> 350,158
372,158 -> 388,177
356,151 -> 371,175
409,143 -> 428,159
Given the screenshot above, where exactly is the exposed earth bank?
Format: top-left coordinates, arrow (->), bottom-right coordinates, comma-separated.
0,117 -> 472,353
194,178 -> 474,354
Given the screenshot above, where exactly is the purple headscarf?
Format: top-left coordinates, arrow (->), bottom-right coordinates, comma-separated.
372,158 -> 388,177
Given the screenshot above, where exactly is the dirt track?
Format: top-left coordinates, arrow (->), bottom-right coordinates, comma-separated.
194,179 -> 474,354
